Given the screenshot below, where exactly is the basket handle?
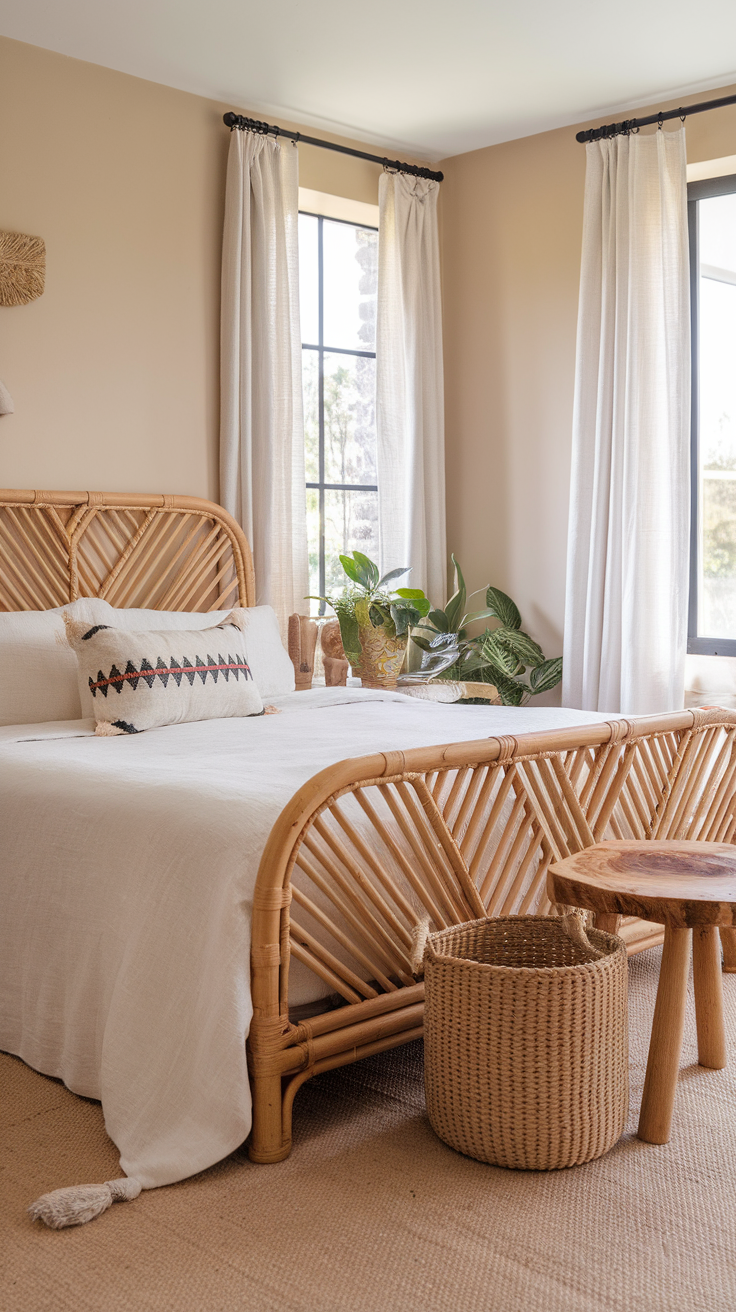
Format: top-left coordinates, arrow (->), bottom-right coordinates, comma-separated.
560,912 -> 606,960
411,915 -> 431,976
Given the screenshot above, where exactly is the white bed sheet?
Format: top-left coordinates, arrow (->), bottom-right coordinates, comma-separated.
0,689 -> 613,1189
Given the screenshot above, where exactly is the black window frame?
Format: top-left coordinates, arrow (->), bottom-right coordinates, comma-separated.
687,172 -> 736,656
299,209 -> 379,614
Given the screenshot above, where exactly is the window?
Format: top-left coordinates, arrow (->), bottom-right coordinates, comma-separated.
298,210 -> 379,614
688,174 -> 736,655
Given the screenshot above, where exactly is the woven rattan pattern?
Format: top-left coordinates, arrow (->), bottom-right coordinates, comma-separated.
424,916 -> 628,1170
0,490 -> 255,612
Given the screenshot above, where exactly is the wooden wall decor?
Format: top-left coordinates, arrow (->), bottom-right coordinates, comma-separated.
0,232 -> 46,307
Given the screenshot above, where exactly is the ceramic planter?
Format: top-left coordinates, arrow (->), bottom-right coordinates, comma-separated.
354,623 -> 408,689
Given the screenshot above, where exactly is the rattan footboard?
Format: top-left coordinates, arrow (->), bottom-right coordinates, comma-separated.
248,708 -> 736,1162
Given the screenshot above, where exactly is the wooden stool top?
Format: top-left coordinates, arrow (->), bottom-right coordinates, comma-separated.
548,840 -> 736,928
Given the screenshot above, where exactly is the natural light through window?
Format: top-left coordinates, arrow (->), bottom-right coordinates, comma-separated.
691,183 -> 736,649
298,211 -> 378,613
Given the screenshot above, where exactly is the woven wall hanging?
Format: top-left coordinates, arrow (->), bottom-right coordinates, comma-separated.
0,231 -> 46,306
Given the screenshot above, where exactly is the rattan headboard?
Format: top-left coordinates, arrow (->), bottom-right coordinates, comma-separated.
0,490 -> 256,612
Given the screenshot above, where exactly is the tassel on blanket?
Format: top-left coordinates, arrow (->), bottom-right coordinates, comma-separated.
94,720 -> 126,736
28,1176 -> 142,1229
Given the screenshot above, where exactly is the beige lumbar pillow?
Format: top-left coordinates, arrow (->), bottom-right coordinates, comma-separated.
64,611 -> 263,735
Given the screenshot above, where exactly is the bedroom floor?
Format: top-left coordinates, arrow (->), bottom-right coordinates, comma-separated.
3,948 -> 736,1312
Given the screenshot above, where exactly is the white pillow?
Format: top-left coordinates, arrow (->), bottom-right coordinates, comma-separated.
95,604 -> 295,698
65,612 -> 264,735
234,606 -> 295,697
0,599 -> 113,727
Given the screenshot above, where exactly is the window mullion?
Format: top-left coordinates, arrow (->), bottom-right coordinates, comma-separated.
687,173 -> 736,656
300,209 -> 379,615
318,215 -> 326,613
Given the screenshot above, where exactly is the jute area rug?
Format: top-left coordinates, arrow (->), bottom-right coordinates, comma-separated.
3,948 -> 736,1312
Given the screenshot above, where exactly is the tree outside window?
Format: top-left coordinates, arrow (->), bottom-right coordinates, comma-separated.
298,213 -> 378,612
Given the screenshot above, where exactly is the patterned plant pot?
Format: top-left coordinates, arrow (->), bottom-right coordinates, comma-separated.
354,623 -> 408,690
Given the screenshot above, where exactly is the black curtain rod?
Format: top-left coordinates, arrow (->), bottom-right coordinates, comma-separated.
223,112 -> 443,182
577,91 -> 736,143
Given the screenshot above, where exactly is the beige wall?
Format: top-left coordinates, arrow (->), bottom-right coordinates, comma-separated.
0,36 -> 408,500
440,84 -> 736,686
4,32 -> 734,675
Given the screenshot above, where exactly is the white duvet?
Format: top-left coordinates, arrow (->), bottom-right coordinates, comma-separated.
0,690 -> 612,1189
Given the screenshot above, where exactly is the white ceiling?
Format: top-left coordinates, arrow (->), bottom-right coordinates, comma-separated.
2,0 -> 736,160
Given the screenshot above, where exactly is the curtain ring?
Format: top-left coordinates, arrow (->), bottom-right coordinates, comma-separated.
657,113 -> 664,130
679,108 -> 686,123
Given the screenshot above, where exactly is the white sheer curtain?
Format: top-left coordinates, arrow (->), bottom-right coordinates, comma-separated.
220,130 -> 308,630
562,126 -> 690,714
376,172 -> 446,605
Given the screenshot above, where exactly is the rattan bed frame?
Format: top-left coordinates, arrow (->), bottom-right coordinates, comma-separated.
4,488 -> 736,1165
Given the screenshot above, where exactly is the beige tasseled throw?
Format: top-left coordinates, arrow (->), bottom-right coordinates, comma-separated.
29,1177 -> 142,1229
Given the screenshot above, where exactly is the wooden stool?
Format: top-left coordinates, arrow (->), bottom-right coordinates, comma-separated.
548,840 -> 736,1145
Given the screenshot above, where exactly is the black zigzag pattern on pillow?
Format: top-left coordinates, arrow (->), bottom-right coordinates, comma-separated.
88,656 -> 253,698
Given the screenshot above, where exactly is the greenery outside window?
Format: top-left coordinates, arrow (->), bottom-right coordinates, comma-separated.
298,210 -> 379,615
688,173 -> 736,655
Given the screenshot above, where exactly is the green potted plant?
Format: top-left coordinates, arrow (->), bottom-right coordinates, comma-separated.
411,557 -> 562,705
311,552 -> 431,689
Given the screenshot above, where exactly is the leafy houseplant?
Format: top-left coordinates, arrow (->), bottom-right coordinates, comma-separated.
311,552 -> 431,689
412,557 -> 563,705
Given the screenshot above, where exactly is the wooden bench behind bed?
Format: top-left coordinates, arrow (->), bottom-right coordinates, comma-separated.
4,492 -> 736,1166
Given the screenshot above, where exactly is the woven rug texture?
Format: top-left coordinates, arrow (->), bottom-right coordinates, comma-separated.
2,947 -> 736,1312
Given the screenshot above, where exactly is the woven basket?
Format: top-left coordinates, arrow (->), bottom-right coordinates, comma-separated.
423,915 -> 628,1170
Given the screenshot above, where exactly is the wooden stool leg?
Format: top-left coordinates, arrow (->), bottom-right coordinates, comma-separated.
693,926 -> 727,1070
720,927 -> 736,973
594,912 -> 621,936
637,926 -> 691,1145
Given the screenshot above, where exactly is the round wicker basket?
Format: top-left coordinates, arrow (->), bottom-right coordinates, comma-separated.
423,915 -> 628,1170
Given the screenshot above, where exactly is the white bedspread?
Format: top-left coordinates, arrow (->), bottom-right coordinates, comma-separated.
0,690 -> 612,1188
